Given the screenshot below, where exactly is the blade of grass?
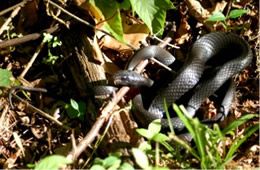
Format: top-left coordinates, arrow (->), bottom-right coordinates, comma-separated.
222,114 -> 257,135
217,155 -> 236,169
164,99 -> 175,134
225,124 -> 259,161
169,134 -> 200,160
173,104 -> 195,136
172,104 -> 201,159
193,119 -> 206,157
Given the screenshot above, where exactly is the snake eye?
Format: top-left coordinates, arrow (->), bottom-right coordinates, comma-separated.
121,75 -> 128,81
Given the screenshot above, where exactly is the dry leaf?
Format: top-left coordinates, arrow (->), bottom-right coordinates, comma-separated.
75,0 -> 104,23
175,14 -> 191,45
17,0 -> 40,32
3,149 -> 21,169
13,132 -> 24,156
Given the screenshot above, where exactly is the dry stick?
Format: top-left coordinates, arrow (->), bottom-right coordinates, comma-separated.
66,37 -> 173,161
0,0 -> 32,16
184,0 -> 214,32
12,94 -> 71,130
20,41 -> 45,78
0,5 -> 22,36
153,35 -> 180,49
0,25 -> 59,49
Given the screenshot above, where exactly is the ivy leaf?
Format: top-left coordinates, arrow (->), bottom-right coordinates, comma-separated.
0,68 -> 12,87
228,9 -> 247,19
206,11 -> 226,22
130,0 -> 174,36
94,0 -> 124,42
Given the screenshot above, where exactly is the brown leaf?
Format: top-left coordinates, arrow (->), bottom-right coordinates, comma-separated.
17,0 -> 40,32
175,14 -> 191,45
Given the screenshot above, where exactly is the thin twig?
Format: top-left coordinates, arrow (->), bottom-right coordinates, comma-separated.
0,5 -> 22,36
0,0 -> 32,16
150,58 -> 176,74
20,41 -> 45,78
152,35 -> 180,49
0,24 -> 59,49
12,94 -> 71,130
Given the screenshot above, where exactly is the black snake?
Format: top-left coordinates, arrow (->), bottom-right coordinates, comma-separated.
8,32 -> 252,134
113,32 -> 252,131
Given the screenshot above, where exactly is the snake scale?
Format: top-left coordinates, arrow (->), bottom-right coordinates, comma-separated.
113,32 -> 253,131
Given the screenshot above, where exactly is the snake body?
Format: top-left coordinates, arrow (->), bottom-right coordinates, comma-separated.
117,32 -> 252,131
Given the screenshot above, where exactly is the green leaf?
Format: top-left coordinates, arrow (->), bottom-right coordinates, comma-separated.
138,141 -> 152,151
90,165 -> 105,170
103,155 -> 121,169
118,0 -> 131,10
121,162 -> 135,170
26,163 -> 36,168
154,167 -> 170,170
43,32 -> 53,43
0,68 -> 12,87
132,148 -> 149,169
70,99 -> 79,110
136,128 -> 154,140
94,0 -> 124,42
206,11 -> 226,22
148,119 -> 161,135
228,9 -> 247,19
78,101 -> 87,121
65,104 -> 78,119
130,0 -> 174,36
35,155 -> 72,170
93,157 -> 104,165
52,36 -> 62,48
152,133 -> 169,143
65,100 -> 86,120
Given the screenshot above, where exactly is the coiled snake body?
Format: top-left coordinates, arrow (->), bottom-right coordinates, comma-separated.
115,32 -> 252,131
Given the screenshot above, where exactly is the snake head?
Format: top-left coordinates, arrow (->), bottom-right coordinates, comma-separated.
112,70 -> 154,87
